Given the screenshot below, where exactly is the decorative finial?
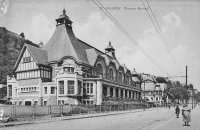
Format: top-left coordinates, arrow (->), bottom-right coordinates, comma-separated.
63,8 -> 66,15
109,41 -> 111,45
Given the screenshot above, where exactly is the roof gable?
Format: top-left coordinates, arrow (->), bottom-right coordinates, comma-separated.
14,44 -> 47,70
26,44 -> 48,65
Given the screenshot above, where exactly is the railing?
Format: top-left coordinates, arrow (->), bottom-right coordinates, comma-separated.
0,103 -> 149,121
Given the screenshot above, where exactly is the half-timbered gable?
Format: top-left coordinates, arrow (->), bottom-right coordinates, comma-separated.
15,45 -> 40,80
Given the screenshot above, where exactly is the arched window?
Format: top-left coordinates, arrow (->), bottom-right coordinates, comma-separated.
126,75 -> 130,85
96,64 -> 103,78
108,68 -> 114,80
118,72 -> 122,83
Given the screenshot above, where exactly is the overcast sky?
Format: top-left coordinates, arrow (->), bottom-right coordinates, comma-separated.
1,0 -> 200,90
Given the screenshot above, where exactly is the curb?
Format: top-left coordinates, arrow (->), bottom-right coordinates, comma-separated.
0,109 -> 152,128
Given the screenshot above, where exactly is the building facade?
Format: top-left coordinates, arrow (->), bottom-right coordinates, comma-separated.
7,9 -> 142,106
141,74 -> 166,106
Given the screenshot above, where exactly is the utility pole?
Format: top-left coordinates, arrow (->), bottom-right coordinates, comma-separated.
144,82 -> 145,100
186,66 -> 188,105
186,66 -> 193,109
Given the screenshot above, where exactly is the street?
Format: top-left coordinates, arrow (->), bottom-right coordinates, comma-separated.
2,106 -> 199,130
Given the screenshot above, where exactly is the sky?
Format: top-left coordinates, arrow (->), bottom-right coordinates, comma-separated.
0,0 -> 200,91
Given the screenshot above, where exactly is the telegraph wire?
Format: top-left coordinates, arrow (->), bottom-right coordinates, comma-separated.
140,0 -> 181,71
172,71 -> 185,76
145,0 -> 179,68
92,0 -> 171,77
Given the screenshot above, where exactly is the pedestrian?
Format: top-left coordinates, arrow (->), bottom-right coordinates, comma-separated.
168,104 -> 170,109
182,104 -> 191,126
175,105 -> 180,118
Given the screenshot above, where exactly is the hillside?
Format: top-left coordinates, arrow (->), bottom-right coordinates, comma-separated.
0,27 -> 36,84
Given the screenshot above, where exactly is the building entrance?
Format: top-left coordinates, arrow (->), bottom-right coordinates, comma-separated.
25,101 -> 32,106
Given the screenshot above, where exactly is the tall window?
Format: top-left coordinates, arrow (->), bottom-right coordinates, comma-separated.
8,85 -> 12,96
108,68 -> 114,80
44,87 -> 47,94
90,83 -> 93,94
96,64 -> 103,77
68,81 -> 74,94
118,72 -> 122,83
59,81 -> 64,94
78,81 -> 82,94
87,83 -> 90,94
51,87 -> 55,94
83,83 -> 86,94
126,75 -> 130,84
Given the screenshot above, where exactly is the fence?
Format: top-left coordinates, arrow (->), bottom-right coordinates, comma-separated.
0,103 -> 148,120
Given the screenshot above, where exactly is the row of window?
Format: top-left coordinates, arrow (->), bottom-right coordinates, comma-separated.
96,64 -> 131,85
23,57 -> 31,63
83,83 -> 93,94
44,87 -> 56,94
83,100 -> 94,105
16,70 -> 51,79
21,87 -> 37,92
149,97 -> 161,101
16,101 -> 38,105
41,70 -> 51,78
59,80 -> 75,95
102,87 -> 140,99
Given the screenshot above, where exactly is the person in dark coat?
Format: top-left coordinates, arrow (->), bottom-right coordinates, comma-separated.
175,105 -> 180,118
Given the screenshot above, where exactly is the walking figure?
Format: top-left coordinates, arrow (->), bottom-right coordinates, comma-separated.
175,105 -> 180,118
182,104 -> 191,126
168,104 -> 170,109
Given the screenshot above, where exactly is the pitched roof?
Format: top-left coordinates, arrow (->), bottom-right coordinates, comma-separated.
26,44 -> 48,65
44,24 -> 83,63
14,44 -> 48,69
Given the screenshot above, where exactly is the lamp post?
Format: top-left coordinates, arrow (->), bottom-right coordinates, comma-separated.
192,88 -> 193,109
143,81 -> 145,101
143,80 -> 146,110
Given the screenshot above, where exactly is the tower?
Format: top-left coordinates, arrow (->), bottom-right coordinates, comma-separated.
56,8 -> 73,27
105,41 -> 116,58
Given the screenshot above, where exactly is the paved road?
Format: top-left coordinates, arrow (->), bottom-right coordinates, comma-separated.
151,105 -> 200,130
1,106 -> 199,130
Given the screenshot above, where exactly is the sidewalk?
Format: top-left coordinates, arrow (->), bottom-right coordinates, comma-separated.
151,105 -> 200,130
0,108 -> 155,128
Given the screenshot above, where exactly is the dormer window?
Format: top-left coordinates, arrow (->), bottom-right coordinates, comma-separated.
108,68 -> 114,80
23,57 -> 31,63
63,67 -> 74,73
96,64 -> 103,78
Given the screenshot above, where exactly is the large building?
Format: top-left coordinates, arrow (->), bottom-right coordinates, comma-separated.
7,9 -> 142,106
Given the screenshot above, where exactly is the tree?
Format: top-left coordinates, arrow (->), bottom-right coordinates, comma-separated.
156,77 -> 167,83
165,80 -> 190,103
